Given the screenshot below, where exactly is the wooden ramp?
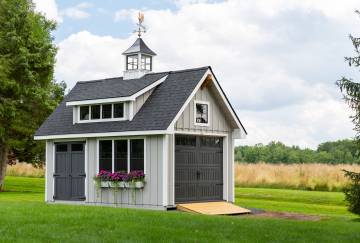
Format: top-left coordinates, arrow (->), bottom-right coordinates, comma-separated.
177,201 -> 251,215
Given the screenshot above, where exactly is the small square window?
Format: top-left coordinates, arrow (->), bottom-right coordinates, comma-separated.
113,103 -> 124,118
195,102 -> 209,125
91,105 -> 100,120
102,104 -> 112,119
80,106 -> 89,120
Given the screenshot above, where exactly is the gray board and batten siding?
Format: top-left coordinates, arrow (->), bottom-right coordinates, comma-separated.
46,135 -> 166,209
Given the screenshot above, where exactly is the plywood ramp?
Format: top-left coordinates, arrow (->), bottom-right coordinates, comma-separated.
177,201 -> 251,215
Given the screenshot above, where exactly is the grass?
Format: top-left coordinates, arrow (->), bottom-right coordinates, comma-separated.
235,162 -> 360,191
0,177 -> 360,242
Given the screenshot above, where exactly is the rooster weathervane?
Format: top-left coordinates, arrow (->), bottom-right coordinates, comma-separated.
134,12 -> 146,38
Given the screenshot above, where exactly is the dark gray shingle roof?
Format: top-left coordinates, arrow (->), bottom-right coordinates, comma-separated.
122,38 -> 156,56
67,72 -> 167,102
35,67 -> 209,136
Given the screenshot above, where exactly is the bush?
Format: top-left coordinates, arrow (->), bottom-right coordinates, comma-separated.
343,170 -> 360,216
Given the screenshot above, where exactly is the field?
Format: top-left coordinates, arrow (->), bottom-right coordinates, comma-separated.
8,162 -> 360,192
1,176 -> 360,242
235,162 -> 360,191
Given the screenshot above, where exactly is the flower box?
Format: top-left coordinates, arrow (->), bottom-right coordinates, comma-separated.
95,170 -> 145,189
100,181 -> 126,188
125,181 -> 145,189
100,181 -> 111,188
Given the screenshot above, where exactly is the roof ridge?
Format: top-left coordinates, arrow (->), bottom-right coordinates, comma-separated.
75,66 -> 209,84
77,76 -> 123,84
167,66 -> 209,74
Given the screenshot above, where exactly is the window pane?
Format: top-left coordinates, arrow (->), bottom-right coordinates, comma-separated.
196,103 -> 208,124
200,137 -> 222,148
141,56 -> 152,71
91,105 -> 100,119
113,103 -> 124,118
127,55 -> 138,70
71,143 -> 83,152
102,104 -> 112,119
115,140 -> 127,172
99,140 -> 112,172
175,136 -> 196,147
80,106 -> 89,120
130,139 -> 144,172
56,144 -> 67,152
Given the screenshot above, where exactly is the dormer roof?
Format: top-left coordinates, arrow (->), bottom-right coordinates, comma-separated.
122,38 -> 157,56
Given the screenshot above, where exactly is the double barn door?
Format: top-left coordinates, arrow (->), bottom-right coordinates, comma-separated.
54,142 -> 86,201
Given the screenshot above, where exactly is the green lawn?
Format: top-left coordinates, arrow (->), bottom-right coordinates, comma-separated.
0,176 -> 360,242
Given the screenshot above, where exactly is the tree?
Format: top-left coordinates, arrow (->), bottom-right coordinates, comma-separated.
343,170 -> 360,216
337,11 -> 360,141
0,0 -> 65,190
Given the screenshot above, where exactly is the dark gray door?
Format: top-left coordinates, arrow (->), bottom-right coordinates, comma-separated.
54,142 -> 86,201
175,135 -> 223,203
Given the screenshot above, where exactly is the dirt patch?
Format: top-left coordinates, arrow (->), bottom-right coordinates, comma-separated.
248,211 -> 323,221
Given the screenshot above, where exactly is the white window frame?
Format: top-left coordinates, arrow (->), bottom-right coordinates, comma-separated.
77,103 -> 126,123
97,137 -> 146,174
194,100 -> 210,127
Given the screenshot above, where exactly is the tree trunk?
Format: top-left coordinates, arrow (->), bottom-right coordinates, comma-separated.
0,144 -> 8,191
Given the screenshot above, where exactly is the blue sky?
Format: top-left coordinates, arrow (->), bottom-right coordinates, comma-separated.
54,0 -> 177,41
33,0 -> 360,148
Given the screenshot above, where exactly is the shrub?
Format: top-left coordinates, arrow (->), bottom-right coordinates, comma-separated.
343,170 -> 360,216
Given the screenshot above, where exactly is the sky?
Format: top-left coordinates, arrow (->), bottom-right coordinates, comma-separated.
33,0 -> 360,148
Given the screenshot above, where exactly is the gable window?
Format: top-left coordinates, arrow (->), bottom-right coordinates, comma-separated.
80,106 -> 89,120
127,55 -> 138,70
141,55 -> 152,71
98,138 -> 145,173
77,103 -> 125,123
194,101 -> 209,126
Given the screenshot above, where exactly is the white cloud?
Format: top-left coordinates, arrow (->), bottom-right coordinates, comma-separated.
60,2 -> 92,20
55,0 -> 359,148
33,0 -> 62,22
56,31 -> 131,88
238,99 -> 354,148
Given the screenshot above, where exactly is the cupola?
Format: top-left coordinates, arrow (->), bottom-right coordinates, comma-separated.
122,12 -> 156,80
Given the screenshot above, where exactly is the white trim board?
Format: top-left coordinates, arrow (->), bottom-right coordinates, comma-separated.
34,130 -> 169,140
66,75 -> 168,107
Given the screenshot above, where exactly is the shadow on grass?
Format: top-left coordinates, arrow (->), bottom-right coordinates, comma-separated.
351,217 -> 360,222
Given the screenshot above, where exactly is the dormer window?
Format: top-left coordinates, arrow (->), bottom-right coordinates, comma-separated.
78,103 -> 125,123
127,55 -> 138,70
141,55 -> 152,71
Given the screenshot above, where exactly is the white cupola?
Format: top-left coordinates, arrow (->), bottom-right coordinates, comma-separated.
122,13 -> 156,80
